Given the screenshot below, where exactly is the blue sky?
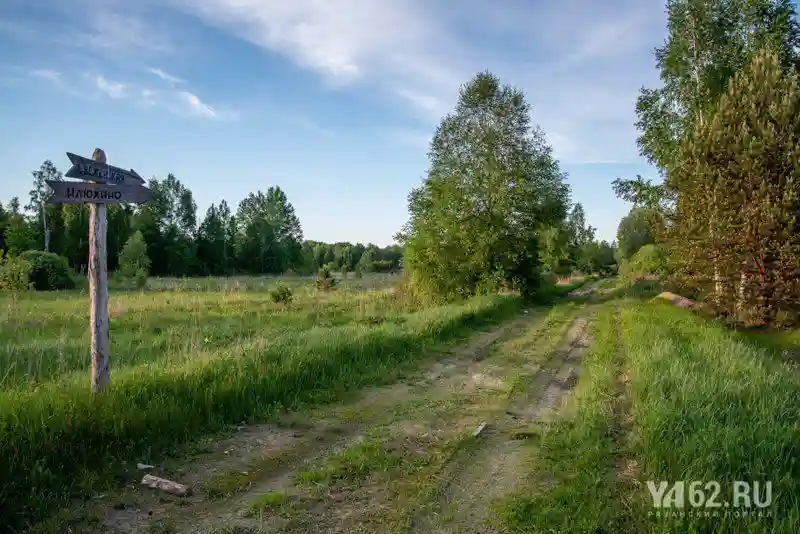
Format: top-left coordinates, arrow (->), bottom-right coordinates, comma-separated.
0,0 -> 666,246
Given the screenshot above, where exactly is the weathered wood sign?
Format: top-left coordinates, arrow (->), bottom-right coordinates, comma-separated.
46,180 -> 151,204
65,152 -> 144,185
47,149 -> 151,393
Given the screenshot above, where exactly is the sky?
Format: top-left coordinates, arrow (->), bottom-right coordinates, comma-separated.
0,0 -> 666,246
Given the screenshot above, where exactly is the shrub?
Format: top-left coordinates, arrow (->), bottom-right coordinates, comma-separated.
372,260 -> 394,273
133,270 -> 148,289
341,265 -> 349,280
619,244 -> 669,285
315,267 -> 337,291
119,231 -> 150,282
17,251 -> 75,290
354,265 -> 364,279
0,257 -> 33,292
540,271 -> 558,288
270,283 -> 293,304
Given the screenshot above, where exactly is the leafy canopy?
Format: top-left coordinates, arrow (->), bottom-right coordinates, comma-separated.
401,71 -> 569,298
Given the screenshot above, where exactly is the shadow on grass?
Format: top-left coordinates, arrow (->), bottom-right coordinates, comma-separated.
629,285 -> 800,370
733,327 -> 800,368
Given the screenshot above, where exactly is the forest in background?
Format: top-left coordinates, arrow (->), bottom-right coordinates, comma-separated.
0,151 -> 616,289
0,166 -> 404,278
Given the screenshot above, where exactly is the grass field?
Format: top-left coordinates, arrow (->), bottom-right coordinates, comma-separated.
0,273 -> 588,531
3,274 -> 799,533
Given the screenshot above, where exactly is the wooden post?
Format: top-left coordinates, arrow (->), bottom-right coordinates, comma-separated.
89,148 -> 110,392
47,149 -> 150,392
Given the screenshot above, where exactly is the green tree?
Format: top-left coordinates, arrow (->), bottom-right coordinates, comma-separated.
4,214 -> 33,257
400,71 -> 570,298
134,174 -> 197,276
217,200 -> 237,275
611,175 -> 670,212
119,230 -> 151,287
8,197 -> 20,215
616,0 -> 800,213
566,203 -> 595,266
107,205 -> 133,272
197,203 -> 226,275
579,240 -> 617,274
298,241 -> 317,275
357,247 -> 375,273
235,187 -> 303,274
3,198 -> 31,257
333,242 -> 352,270
538,223 -> 573,275
637,0 -> 800,173
27,160 -> 63,253
668,47 -> 800,323
18,250 -> 74,290
0,203 -> 8,258
617,207 -> 656,260
627,0 -> 800,302
62,204 -> 89,273
349,243 -> 366,270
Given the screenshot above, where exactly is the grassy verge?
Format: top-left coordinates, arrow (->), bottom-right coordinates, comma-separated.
621,302 -> 800,533
498,295 -> 799,534
0,294 -> 521,531
497,304 -> 629,532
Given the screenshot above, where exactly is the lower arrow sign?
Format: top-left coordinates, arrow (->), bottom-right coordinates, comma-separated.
46,180 -> 151,205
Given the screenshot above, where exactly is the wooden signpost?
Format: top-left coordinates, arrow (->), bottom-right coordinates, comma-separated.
47,149 -> 151,393
45,180 -> 152,204
65,152 -> 145,185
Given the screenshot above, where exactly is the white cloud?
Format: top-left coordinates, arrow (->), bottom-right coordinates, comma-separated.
0,2 -> 178,61
6,0 -> 667,164
168,0 -> 464,122
95,75 -> 127,98
168,0 -> 666,164
149,67 -> 184,85
169,1 -> 439,83
29,69 -> 62,83
83,72 -> 229,120
177,91 -> 217,119
71,8 -> 174,57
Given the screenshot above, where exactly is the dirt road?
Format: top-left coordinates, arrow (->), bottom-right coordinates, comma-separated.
60,286 -> 600,534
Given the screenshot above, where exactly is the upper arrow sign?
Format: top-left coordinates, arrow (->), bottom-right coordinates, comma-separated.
65,152 -> 145,185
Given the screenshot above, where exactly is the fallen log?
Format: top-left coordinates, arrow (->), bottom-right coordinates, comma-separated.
654,291 -> 697,310
140,474 -> 191,496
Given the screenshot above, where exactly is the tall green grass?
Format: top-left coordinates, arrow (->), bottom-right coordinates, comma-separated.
0,290 -> 520,530
621,303 -> 800,533
0,282 -> 418,386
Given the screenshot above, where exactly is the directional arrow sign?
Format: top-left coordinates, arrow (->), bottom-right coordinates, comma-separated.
46,180 -> 151,205
64,152 -> 145,185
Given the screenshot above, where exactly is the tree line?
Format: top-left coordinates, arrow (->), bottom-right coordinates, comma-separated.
0,164 -> 403,278
1,77 -> 622,296
0,87 -> 616,292
613,0 -> 800,326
